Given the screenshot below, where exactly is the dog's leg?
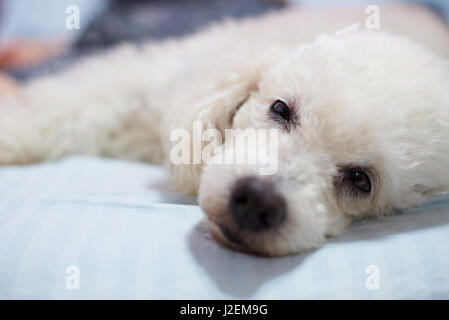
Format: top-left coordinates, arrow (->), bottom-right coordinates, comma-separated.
0,44 -> 166,165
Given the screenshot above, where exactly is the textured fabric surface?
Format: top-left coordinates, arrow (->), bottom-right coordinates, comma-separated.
0,156 -> 448,299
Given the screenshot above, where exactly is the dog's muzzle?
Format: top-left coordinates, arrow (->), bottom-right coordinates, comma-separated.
228,176 -> 286,233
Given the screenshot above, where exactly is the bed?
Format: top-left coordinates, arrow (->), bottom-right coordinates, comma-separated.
0,156 -> 448,299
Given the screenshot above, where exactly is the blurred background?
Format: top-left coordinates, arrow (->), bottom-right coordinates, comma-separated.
0,0 -> 448,81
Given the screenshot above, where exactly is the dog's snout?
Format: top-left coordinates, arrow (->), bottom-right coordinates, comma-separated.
229,176 -> 286,232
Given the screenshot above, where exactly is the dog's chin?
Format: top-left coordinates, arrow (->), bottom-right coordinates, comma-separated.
208,222 -> 256,255
208,222 -> 279,257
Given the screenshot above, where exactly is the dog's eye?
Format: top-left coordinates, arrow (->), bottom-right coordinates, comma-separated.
345,170 -> 371,193
270,100 -> 290,121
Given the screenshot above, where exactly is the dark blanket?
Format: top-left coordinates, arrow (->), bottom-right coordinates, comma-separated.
14,0 -> 284,79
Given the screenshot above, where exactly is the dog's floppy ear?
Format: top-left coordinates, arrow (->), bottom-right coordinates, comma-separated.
194,57 -> 268,135
164,52 -> 276,194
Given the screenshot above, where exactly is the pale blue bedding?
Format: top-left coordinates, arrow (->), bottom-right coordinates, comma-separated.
0,156 -> 448,299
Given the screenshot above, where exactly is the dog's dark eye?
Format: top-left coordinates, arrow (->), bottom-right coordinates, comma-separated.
346,170 -> 371,193
270,100 -> 290,121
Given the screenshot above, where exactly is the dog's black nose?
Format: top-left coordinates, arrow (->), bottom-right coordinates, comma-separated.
229,176 -> 286,232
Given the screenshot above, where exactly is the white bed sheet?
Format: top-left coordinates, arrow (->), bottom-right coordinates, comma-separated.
0,156 -> 448,299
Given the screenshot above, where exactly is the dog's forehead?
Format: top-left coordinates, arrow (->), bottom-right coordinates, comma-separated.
264,31 -> 426,93
256,31 -> 448,172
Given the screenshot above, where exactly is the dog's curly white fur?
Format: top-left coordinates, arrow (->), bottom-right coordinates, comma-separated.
1,9 -> 448,256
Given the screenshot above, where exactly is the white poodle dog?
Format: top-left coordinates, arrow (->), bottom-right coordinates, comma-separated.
1,8 -> 448,256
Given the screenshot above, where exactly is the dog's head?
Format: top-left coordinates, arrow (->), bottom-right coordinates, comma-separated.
186,30 -> 449,256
